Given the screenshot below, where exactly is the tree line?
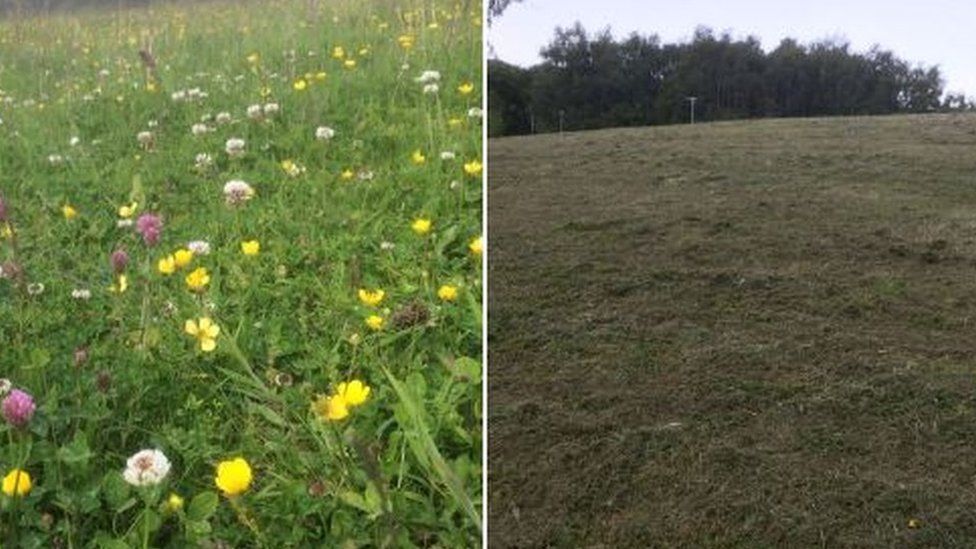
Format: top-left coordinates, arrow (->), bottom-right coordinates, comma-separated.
489,24 -> 970,136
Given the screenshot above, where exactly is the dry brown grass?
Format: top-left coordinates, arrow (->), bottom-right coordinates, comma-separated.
489,113 -> 976,547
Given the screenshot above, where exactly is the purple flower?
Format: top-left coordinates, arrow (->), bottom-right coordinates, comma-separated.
135,213 -> 163,246
2,389 -> 35,428
110,249 -> 129,273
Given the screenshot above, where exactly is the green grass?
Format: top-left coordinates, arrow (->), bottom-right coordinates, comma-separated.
0,0 -> 483,546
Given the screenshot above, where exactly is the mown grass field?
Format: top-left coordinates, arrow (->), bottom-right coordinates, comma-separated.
489,114 -> 976,547
0,0 -> 483,546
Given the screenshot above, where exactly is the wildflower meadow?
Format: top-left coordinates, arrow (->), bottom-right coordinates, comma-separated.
0,0 -> 483,546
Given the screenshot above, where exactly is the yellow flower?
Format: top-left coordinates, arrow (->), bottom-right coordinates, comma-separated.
448,117 -> 463,129
174,249 -> 194,269
312,393 -> 349,421
2,469 -> 31,497
246,52 -> 260,64
336,380 -> 371,406
410,149 -> 426,165
293,78 -> 308,91
215,458 -> 252,497
397,35 -> 414,49
332,46 -> 345,59
469,236 -> 483,256
110,274 -> 128,293
458,82 -> 474,95
185,317 -> 220,352
185,267 -> 210,292
145,81 -> 157,93
158,255 -> 176,275
241,240 -> 260,256
315,71 -> 327,81
118,201 -> 138,218
411,218 -> 432,235
1,223 -> 13,239
464,160 -> 483,177
365,315 -> 385,331
62,204 -> 77,219
358,288 -> 385,307
340,169 -> 354,181
437,284 -> 458,302
343,59 -> 357,69
166,493 -> 184,512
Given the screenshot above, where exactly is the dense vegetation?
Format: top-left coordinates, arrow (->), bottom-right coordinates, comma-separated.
489,24 -> 965,136
0,0 -> 483,546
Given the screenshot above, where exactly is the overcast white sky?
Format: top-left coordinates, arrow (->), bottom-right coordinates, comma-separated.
489,0 -> 976,97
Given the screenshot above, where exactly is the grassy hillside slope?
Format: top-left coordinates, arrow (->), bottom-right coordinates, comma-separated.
489,114 -> 976,547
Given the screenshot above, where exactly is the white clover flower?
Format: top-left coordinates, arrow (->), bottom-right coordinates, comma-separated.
71,288 -> 92,300
194,153 -> 214,170
27,282 -> 44,296
467,107 -> 483,118
357,170 -> 374,181
187,240 -> 211,255
225,138 -> 245,158
423,83 -> 439,95
171,90 -> 187,101
440,151 -> 456,160
122,449 -> 171,487
136,131 -> 154,147
215,112 -> 232,125
223,179 -> 255,205
98,69 -> 110,78
414,70 -> 441,84
246,104 -> 264,120
191,123 -> 211,136
147,119 -> 159,128
449,180 -> 461,190
69,136 -> 80,147
380,241 -> 396,251
263,102 -> 280,116
48,154 -> 64,165
117,219 -> 134,228
315,126 -> 336,141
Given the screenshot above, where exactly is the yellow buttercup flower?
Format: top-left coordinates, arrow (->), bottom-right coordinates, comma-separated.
293,78 -> 308,91
343,59 -> 357,69
332,46 -> 345,59
448,117 -> 463,129
185,267 -> 210,292
110,274 -> 128,293
185,317 -> 220,352
411,218 -> 432,235
2,223 -> 13,239
358,288 -> 385,307
246,52 -> 260,64
438,284 -> 458,302
158,255 -> 176,275
469,236 -> 483,256
174,249 -> 194,269
336,380 -> 371,406
241,240 -> 260,256
410,149 -> 426,165
464,160 -> 483,177
315,71 -> 327,81
215,458 -> 252,497
340,169 -> 354,181
312,393 -> 349,421
457,82 -> 474,95
118,201 -> 138,218
2,469 -> 31,497
365,315 -> 385,331
397,35 -> 414,50
166,493 -> 184,512
62,204 -> 77,219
